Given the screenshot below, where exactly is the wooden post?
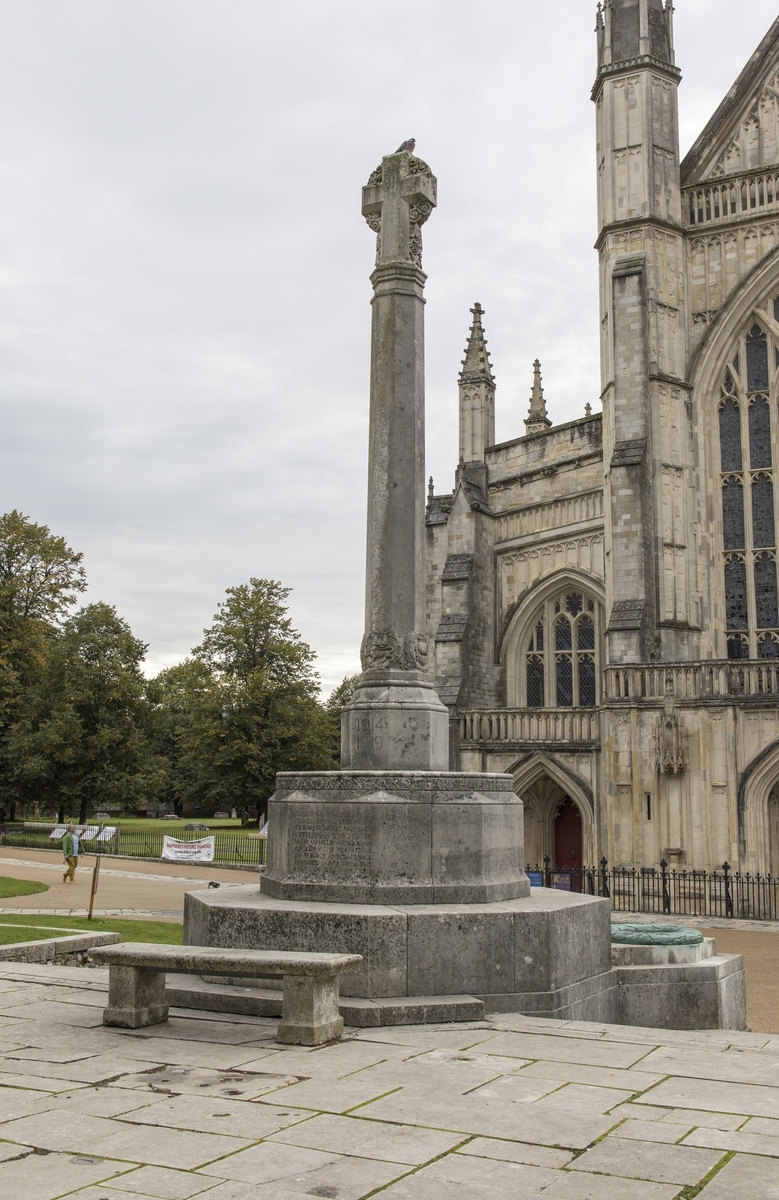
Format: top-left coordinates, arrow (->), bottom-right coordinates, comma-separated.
88,855 -> 101,920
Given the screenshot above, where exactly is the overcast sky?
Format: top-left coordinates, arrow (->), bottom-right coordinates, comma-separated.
0,1 -> 777,693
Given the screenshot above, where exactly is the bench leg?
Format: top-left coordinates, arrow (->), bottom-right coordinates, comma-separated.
103,965 -> 169,1029
277,973 -> 343,1046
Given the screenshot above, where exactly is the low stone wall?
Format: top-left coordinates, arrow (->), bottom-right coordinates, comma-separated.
0,931 -> 120,965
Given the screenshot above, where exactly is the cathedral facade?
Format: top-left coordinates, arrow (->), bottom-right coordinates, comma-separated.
426,4 -> 779,875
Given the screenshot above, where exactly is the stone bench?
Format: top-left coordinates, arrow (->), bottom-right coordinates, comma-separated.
88,943 -> 362,1046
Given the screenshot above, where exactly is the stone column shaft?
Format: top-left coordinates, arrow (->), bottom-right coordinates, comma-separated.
365,262 -> 426,652
341,150 -> 448,771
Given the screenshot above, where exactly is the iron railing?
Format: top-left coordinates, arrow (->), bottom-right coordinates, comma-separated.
527,858 -> 779,921
1,826 -> 267,867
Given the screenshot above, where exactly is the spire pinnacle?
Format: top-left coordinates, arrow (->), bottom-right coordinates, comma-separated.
525,359 -> 552,434
459,302 -> 495,386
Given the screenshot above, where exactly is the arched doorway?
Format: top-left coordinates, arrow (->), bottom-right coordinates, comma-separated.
554,796 -> 583,889
769,785 -> 779,876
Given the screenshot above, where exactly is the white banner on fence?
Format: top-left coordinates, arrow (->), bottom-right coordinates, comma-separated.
161,835 -> 215,863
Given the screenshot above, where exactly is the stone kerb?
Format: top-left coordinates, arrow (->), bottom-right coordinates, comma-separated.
261,770 -> 529,905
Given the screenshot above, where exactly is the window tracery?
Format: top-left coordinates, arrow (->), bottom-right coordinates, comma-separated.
718,319 -> 779,658
524,590 -> 602,708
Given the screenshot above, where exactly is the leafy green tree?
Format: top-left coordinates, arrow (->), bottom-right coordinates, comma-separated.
146,658 -> 217,816
323,673 -> 360,764
151,579 -> 337,815
9,603 -> 165,823
0,511 -> 86,820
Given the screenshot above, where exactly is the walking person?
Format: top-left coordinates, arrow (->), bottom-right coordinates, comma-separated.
62,823 -> 81,883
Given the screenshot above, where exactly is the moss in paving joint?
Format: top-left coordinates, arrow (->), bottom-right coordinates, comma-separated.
344,1086 -> 403,1113
676,1151 -> 735,1198
361,1136 -> 475,1198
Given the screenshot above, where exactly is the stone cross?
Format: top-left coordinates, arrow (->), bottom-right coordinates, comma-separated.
362,151 -> 436,267
340,150 -> 448,772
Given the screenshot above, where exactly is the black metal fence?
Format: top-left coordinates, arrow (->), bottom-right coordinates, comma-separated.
527,857 -> 779,921
1,826 -> 267,867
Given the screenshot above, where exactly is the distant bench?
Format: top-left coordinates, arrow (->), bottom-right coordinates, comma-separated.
88,943 -> 362,1046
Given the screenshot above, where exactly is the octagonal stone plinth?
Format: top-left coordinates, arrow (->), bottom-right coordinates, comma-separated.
260,771 -> 529,905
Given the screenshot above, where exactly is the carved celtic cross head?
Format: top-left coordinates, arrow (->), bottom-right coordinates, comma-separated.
362,151 -> 437,268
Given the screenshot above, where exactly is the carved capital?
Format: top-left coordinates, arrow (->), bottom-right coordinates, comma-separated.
360,629 -> 429,671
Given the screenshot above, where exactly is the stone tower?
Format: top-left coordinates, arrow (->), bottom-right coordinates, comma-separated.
594,0 -> 695,665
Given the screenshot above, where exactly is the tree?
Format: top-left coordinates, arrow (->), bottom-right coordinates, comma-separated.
146,658 -> 217,816
0,509 -> 86,628
11,603 -> 165,823
196,579 -> 319,690
0,511 -> 87,820
323,673 -> 360,764
151,579 -> 336,815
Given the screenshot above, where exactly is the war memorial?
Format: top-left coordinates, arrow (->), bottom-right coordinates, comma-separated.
181,123 -> 744,1031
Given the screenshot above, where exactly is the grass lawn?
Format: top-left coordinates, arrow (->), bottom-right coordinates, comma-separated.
0,913 -> 183,944
0,924 -> 68,946
0,875 -> 49,899
96,818 -> 244,832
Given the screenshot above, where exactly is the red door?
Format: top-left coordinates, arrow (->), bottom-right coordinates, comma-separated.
554,797 -> 583,890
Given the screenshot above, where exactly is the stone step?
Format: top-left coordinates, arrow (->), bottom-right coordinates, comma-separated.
165,973 -> 484,1027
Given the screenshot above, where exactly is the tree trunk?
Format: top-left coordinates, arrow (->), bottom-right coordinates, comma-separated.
78,797 -> 88,825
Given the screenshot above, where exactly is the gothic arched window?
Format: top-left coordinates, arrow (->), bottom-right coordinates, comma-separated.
523,590 -> 601,708
725,554 -> 748,631
718,320 -> 779,658
752,474 -> 776,547
750,395 -> 773,469
719,395 -> 742,472
722,477 -> 745,550
755,553 -> 779,628
759,632 -> 779,659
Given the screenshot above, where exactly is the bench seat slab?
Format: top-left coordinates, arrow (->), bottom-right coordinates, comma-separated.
278,974 -> 343,1046
104,964 -> 169,1029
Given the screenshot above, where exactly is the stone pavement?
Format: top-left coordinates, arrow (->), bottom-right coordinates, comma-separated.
3,965 -> 779,1197
0,849 -> 259,919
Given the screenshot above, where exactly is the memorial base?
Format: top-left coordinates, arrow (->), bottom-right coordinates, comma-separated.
261,770 -> 530,905
184,885 -> 618,1021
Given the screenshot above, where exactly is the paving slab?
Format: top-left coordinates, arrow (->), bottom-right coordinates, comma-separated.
359,1086 -> 618,1148
614,1118 -> 693,1143
0,1150 -> 129,1200
370,1149 -> 561,1196
643,1076 -> 779,1119
541,1176 -> 680,1199
516,1057 -> 665,1090
268,1111 -> 464,1164
107,1165 -> 226,1197
0,1108 -> 252,1168
568,1136 -> 726,1185
194,1140 -> 343,1183
479,1030 -> 653,1068
683,1123 -> 779,1158
202,1153 -> 406,1198
640,1044 -> 779,1086
659,1107 -> 747,1130
120,1093 -> 309,1139
696,1152 -> 779,1196
456,1135 -> 575,1167
115,1064 -> 298,1099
